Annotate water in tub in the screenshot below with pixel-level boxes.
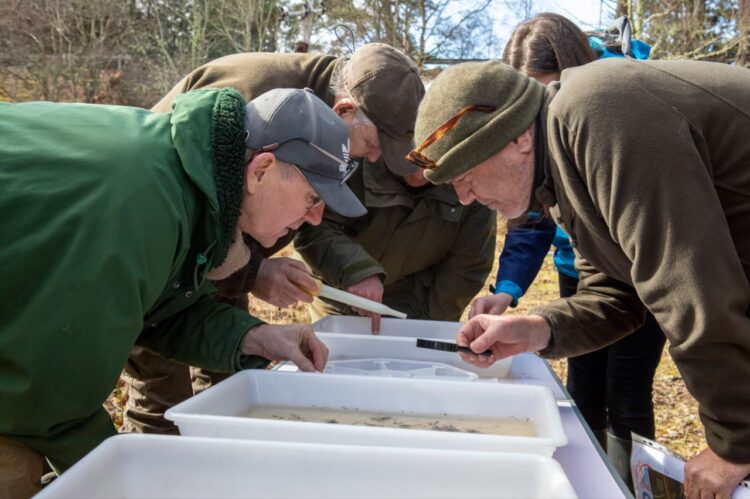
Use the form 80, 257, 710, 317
238, 406, 536, 436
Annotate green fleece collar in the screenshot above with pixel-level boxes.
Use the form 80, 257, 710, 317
170, 88, 246, 267
210, 88, 246, 266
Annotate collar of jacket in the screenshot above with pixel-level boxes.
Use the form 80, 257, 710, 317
532, 84, 558, 211
362, 159, 462, 210
169, 87, 246, 271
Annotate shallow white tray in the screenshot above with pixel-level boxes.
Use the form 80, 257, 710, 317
317, 332, 511, 378
166, 370, 567, 457
35, 434, 577, 499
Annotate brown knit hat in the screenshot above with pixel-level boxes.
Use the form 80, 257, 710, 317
411, 60, 545, 184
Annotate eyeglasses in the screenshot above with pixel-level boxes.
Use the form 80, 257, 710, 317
405, 104, 496, 170
289, 164, 325, 212
247, 135, 359, 186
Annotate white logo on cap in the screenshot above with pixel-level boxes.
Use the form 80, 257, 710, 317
339, 142, 350, 172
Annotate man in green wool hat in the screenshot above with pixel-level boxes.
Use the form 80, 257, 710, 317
0, 87, 364, 496
409, 59, 750, 498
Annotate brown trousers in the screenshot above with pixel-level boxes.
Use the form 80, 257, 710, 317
0, 437, 44, 499
120, 294, 246, 433
121, 347, 230, 434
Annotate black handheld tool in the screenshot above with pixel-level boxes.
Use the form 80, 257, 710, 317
415, 338, 492, 357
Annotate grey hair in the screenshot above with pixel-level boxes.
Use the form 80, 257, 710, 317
330, 57, 352, 98
243, 152, 297, 180
330, 57, 376, 129
352, 107, 375, 128
277, 159, 298, 180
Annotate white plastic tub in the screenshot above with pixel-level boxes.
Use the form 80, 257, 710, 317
314, 315, 462, 339
166, 370, 567, 456
36, 434, 577, 499
317, 332, 512, 378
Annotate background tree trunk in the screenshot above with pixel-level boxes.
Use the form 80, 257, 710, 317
738, 0, 750, 66
616, 0, 628, 18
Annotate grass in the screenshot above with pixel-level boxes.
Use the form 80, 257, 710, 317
107, 216, 706, 459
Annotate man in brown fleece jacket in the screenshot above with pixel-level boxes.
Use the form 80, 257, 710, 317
410, 59, 750, 498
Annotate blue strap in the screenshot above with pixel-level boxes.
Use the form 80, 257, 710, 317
588, 36, 651, 60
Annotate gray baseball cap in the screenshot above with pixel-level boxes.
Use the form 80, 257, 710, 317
244, 88, 367, 218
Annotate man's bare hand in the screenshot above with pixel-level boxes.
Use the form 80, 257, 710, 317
684, 448, 750, 499
469, 293, 514, 318
241, 323, 328, 372
347, 275, 384, 334
456, 314, 551, 368
250, 257, 318, 308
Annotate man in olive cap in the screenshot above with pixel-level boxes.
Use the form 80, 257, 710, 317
123, 43, 426, 434
410, 58, 750, 498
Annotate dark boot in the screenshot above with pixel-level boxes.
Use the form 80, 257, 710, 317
592, 428, 607, 450
607, 432, 634, 493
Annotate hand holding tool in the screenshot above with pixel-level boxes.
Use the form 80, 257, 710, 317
416, 338, 492, 357
298, 279, 408, 319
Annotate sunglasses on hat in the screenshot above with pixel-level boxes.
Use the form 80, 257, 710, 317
406, 104, 496, 170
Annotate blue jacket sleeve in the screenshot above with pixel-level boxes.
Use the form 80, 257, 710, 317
495, 213, 557, 306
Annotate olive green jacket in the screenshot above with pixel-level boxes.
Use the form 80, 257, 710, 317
152, 52, 339, 113
533, 58, 750, 462
152, 52, 340, 297
295, 160, 496, 320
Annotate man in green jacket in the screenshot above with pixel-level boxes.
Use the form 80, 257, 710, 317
409, 59, 750, 498
294, 157, 496, 328
123, 43, 426, 435
0, 86, 363, 496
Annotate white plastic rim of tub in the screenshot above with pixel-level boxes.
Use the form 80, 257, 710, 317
35, 434, 578, 499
